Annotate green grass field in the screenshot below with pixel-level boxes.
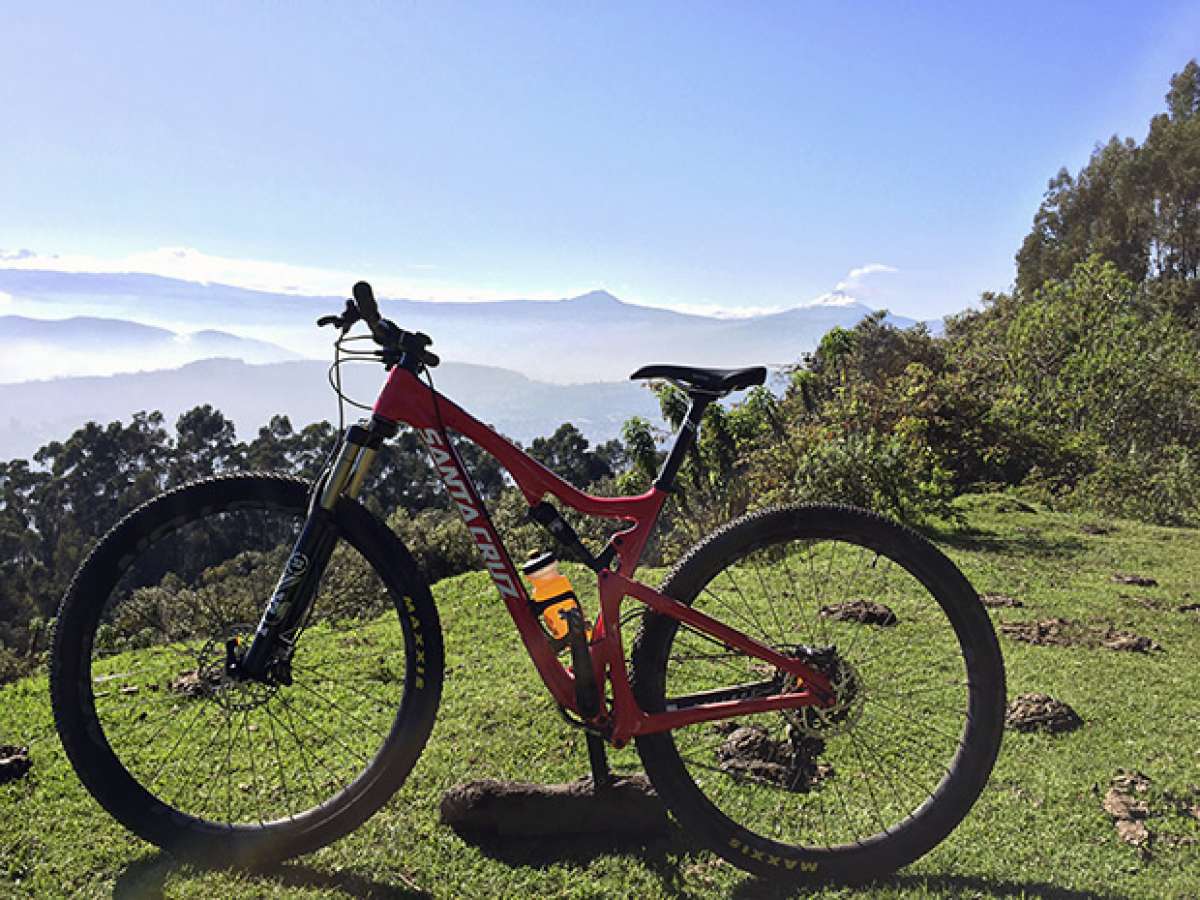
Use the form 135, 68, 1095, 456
2, 493, 1198, 899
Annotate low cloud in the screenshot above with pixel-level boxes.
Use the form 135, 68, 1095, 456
835, 263, 899, 294
0, 246, 558, 303
655, 301, 791, 319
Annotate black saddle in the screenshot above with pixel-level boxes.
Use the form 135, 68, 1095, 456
629, 364, 767, 395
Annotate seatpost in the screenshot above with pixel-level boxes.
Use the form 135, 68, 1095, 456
654, 393, 713, 492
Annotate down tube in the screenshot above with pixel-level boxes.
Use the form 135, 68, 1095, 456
415, 425, 578, 709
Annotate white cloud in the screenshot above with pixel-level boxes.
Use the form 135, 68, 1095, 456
0, 291, 12, 308
834, 262, 898, 294
801, 291, 862, 308
793, 263, 900, 311
652, 301, 791, 319
0, 246, 563, 303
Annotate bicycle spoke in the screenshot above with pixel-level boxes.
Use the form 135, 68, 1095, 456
654, 516, 988, 857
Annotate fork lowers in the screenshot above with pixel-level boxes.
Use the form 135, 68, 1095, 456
239, 419, 395, 682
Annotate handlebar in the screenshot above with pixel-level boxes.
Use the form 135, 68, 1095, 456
318, 281, 440, 372
352, 281, 381, 330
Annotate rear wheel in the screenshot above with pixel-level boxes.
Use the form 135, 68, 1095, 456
51, 474, 444, 867
632, 504, 1004, 882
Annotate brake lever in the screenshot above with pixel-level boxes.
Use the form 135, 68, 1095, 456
314, 300, 360, 336
316, 299, 362, 333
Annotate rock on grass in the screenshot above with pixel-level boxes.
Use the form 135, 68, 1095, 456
439, 774, 668, 837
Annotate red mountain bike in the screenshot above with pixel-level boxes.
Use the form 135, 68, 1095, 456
51, 282, 1005, 883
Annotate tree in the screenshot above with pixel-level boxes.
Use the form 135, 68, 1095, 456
1015, 60, 1200, 321
170, 405, 243, 484
528, 423, 614, 489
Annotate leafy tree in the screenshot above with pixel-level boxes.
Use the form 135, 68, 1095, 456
1016, 59, 1200, 321
170, 405, 243, 484
528, 423, 615, 489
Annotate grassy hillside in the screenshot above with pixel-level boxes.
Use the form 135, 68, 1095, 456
1, 494, 1198, 898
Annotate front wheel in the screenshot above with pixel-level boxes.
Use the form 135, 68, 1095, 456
51, 474, 444, 867
632, 504, 1005, 882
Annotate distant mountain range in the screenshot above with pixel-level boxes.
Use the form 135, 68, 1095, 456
0, 268, 939, 458
0, 269, 936, 383
0, 314, 298, 382
0, 357, 670, 461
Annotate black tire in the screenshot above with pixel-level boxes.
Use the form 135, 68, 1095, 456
632, 504, 1004, 883
51, 474, 444, 867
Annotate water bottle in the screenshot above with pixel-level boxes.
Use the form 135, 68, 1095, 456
522, 551, 589, 651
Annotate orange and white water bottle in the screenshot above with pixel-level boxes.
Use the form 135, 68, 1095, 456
522, 551, 590, 651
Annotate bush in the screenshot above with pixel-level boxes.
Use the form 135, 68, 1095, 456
748, 424, 959, 526
1070, 444, 1200, 526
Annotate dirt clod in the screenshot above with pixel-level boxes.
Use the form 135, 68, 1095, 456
1000, 618, 1161, 653
0, 745, 31, 784
1004, 693, 1082, 733
819, 599, 897, 626
1104, 771, 1155, 857
1119, 594, 1166, 611
1112, 573, 1158, 587
1116, 818, 1151, 849
1080, 523, 1115, 535
999, 618, 1082, 647
715, 725, 830, 791
170, 668, 222, 699
440, 774, 669, 837
1104, 788, 1149, 820
1100, 632, 1161, 653
980, 594, 1024, 608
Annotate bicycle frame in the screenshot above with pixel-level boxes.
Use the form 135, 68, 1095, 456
365, 367, 840, 745
354, 366, 836, 747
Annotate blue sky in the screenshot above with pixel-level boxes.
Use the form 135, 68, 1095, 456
2, 2, 1197, 318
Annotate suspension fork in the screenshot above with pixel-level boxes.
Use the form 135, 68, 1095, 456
237, 417, 396, 681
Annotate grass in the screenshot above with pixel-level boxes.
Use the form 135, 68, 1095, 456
2, 492, 1199, 898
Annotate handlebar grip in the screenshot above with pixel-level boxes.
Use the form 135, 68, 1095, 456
352, 281, 380, 326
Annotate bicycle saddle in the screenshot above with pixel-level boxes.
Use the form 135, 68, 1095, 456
629, 364, 767, 395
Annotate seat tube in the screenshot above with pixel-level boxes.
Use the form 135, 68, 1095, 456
654, 395, 712, 492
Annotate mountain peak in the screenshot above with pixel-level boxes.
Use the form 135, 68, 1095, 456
565, 290, 621, 305
799, 291, 866, 309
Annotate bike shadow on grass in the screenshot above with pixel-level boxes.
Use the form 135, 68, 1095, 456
111, 851, 431, 899
110, 845, 1131, 900
446, 819, 703, 897
459, 827, 1133, 900
730, 871, 1130, 900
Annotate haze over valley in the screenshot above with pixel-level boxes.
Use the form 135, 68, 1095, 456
0, 267, 928, 455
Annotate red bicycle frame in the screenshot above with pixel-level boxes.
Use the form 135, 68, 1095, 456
372, 367, 834, 747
